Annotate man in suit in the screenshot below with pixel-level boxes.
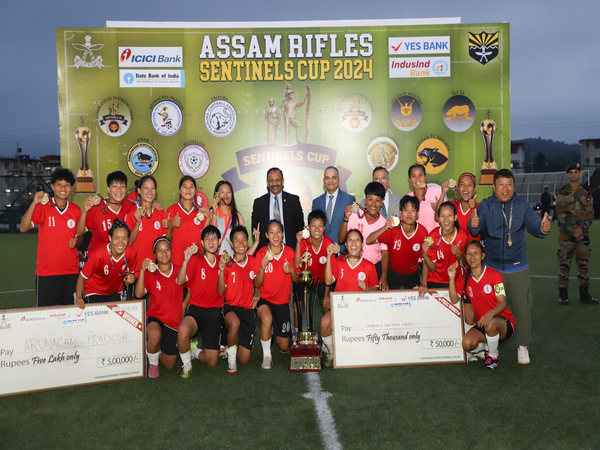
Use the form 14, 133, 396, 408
361, 166, 403, 219
312, 166, 356, 245
252, 167, 304, 250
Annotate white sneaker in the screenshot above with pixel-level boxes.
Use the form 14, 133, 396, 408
227, 358, 237, 374
517, 345, 530, 365
466, 352, 479, 363
261, 354, 273, 369
181, 363, 193, 379
323, 352, 333, 367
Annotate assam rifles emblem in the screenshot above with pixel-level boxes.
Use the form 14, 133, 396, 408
468, 31, 499, 65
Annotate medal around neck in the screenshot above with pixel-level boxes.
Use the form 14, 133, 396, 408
391, 215, 400, 227
302, 227, 310, 239
190, 243, 199, 254
266, 250, 274, 261
332, 242, 341, 255
40, 193, 49, 205
221, 251, 231, 263
424, 236, 434, 246
147, 262, 157, 273
92, 194, 102, 206
196, 211, 205, 221
351, 202, 360, 213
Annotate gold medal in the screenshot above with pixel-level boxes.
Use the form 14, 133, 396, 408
351, 203, 360, 213
138, 205, 147, 217
448, 178, 456, 188
196, 211, 205, 221
221, 251, 231, 263
147, 262, 157, 273
190, 243, 199, 254
332, 242, 340, 255
214, 192, 221, 202
424, 236, 434, 246
92, 194, 102, 206
40, 193, 49, 205
391, 215, 400, 227
266, 250, 274, 261
508, 235, 513, 247
302, 227, 310, 239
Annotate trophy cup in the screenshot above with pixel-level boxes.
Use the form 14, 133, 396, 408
479, 110, 497, 185
289, 248, 322, 372
75, 117, 96, 193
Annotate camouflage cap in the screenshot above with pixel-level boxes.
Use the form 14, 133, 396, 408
566, 162, 581, 172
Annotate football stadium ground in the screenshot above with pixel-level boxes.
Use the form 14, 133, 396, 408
1, 223, 598, 449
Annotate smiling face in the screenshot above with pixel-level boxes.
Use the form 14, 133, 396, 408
308, 218, 325, 242
493, 176, 514, 203
51, 179, 72, 201
346, 231, 364, 257
231, 231, 249, 257
438, 205, 457, 232
110, 227, 129, 257
266, 221, 283, 248
179, 179, 196, 201
217, 183, 233, 206
465, 243, 484, 269
364, 194, 383, 216
323, 167, 339, 194
202, 232, 220, 254
107, 181, 127, 203
373, 169, 390, 192
458, 176, 476, 202
137, 179, 156, 205
154, 240, 172, 266
409, 167, 426, 190
267, 169, 284, 196
400, 203, 418, 226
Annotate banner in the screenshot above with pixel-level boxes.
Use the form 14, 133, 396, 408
331, 290, 465, 368
0, 301, 145, 397
56, 20, 509, 220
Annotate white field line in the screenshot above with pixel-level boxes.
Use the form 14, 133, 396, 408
304, 372, 342, 450
531, 275, 600, 280
0, 289, 35, 295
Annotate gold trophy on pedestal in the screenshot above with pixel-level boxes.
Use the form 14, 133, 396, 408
75, 116, 96, 193
289, 248, 322, 372
479, 110, 497, 185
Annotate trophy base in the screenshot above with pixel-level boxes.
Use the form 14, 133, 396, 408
479, 169, 497, 186
289, 343, 322, 372
75, 177, 96, 193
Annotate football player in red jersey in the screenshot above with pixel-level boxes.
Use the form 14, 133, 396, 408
135, 237, 185, 379
448, 241, 515, 369
20, 168, 82, 306
448, 173, 480, 241
75, 220, 136, 308
321, 229, 378, 366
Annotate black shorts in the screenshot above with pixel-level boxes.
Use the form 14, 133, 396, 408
256, 298, 293, 338
387, 268, 421, 290
36, 274, 78, 307
222, 304, 256, 350
85, 293, 122, 304
473, 317, 514, 344
185, 305, 222, 350
428, 281, 450, 289
147, 317, 178, 355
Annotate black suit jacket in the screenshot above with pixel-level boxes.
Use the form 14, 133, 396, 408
251, 191, 304, 249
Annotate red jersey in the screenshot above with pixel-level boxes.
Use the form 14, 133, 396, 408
299, 236, 333, 284
126, 209, 168, 276
186, 254, 223, 309
167, 202, 206, 266
85, 201, 135, 254
458, 265, 515, 328
426, 227, 468, 285
81, 245, 137, 296
255, 246, 296, 305
451, 200, 480, 241
223, 255, 257, 309
378, 223, 429, 275
330, 257, 378, 292
126, 191, 140, 205
31, 200, 81, 276
144, 264, 184, 330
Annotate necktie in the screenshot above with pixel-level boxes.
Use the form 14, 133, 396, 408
273, 195, 281, 222
381, 202, 387, 219
326, 195, 334, 225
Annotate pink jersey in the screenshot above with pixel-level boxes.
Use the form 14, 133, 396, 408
426, 227, 468, 285
299, 236, 333, 284
31, 200, 81, 276
81, 245, 137, 296
223, 255, 256, 309
256, 246, 296, 305
85, 201, 135, 254
346, 212, 388, 264
407, 184, 445, 233
378, 223, 429, 275
186, 254, 223, 309
167, 203, 207, 266
451, 200, 480, 241
144, 264, 185, 330
126, 209, 168, 276
330, 257, 378, 291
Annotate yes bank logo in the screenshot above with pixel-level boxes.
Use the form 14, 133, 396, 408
389, 36, 450, 55
119, 47, 183, 67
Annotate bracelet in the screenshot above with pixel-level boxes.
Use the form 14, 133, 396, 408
343, 219, 348, 223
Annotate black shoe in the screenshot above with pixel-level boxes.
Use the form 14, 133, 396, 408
579, 286, 599, 305
559, 287, 569, 305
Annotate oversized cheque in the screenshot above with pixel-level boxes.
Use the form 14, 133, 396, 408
0, 301, 145, 396
331, 290, 465, 368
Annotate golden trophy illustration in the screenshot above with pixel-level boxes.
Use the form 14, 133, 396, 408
479, 110, 497, 185
75, 117, 96, 193
290, 248, 322, 372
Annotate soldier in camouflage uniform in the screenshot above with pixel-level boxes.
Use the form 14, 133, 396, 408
556, 162, 597, 305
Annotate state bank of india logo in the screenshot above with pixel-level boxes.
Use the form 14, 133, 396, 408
178, 144, 210, 179
205, 100, 236, 137
72, 35, 104, 69
151, 100, 183, 136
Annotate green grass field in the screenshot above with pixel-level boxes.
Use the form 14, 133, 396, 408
1, 223, 599, 449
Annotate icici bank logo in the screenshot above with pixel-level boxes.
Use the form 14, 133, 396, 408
120, 48, 132, 62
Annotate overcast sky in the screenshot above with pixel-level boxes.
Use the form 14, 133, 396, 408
1, 0, 597, 158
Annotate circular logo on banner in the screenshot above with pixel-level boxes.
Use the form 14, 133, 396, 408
443, 95, 476, 132
416, 138, 449, 175
205, 100, 237, 137
433, 60, 449, 75
358, 272, 366, 281
151, 100, 183, 136
95, 97, 133, 137
67, 219, 76, 229
178, 144, 210, 179
338, 93, 373, 132
127, 142, 160, 177
484, 284, 492, 294
391, 95, 422, 132
367, 137, 399, 171
319, 256, 327, 264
